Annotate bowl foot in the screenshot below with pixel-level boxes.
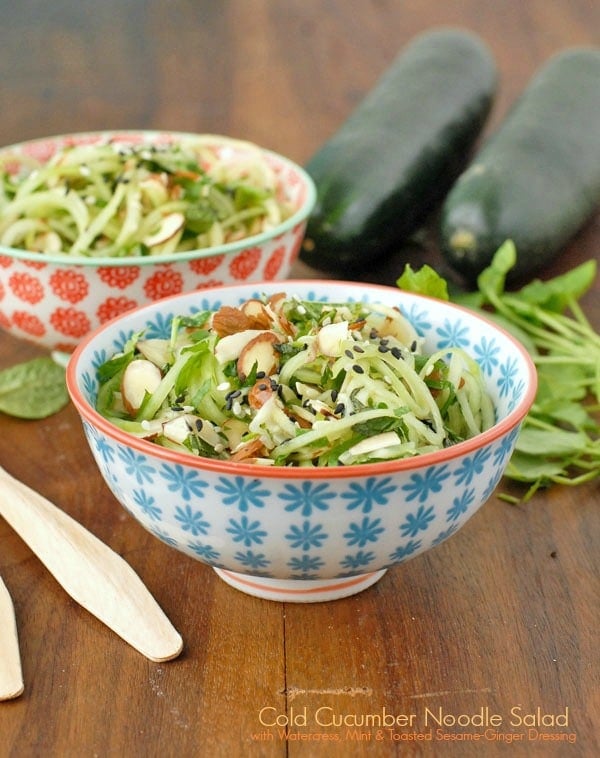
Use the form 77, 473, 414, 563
213, 568, 387, 602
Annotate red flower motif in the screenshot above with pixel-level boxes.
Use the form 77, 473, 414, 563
97, 296, 138, 323
0, 281, 4, 301
143, 268, 183, 300
0, 256, 13, 268
49, 269, 89, 303
9, 272, 44, 304
195, 279, 224, 290
229, 247, 262, 280
98, 265, 141, 289
12, 310, 46, 337
189, 254, 225, 276
22, 139, 58, 163
23, 259, 47, 270
263, 246, 285, 280
50, 307, 91, 338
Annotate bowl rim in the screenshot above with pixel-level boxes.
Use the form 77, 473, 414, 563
66, 279, 538, 480
0, 129, 317, 267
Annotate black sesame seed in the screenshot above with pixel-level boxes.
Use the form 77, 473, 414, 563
369, 328, 379, 339
410, 340, 417, 352
334, 402, 345, 415
255, 370, 266, 379
378, 344, 389, 353
195, 419, 204, 431
344, 349, 354, 359
354, 345, 365, 353
352, 364, 364, 374
331, 389, 338, 402
391, 347, 403, 360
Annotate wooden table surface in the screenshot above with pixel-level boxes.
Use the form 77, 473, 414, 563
0, 2, 598, 756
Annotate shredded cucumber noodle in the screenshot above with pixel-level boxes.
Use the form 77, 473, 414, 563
94, 294, 496, 467
0, 136, 293, 257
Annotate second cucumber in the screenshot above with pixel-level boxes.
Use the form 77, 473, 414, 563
300, 27, 498, 272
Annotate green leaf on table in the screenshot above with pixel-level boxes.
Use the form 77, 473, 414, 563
518, 260, 597, 312
0, 357, 69, 419
514, 426, 589, 458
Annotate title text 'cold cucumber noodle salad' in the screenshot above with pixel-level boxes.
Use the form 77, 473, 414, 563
0, 136, 293, 257
95, 294, 495, 467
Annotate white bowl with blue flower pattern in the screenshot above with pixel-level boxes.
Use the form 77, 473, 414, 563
66, 280, 536, 602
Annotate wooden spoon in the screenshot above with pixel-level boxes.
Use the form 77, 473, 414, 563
0, 465, 183, 663
0, 574, 24, 700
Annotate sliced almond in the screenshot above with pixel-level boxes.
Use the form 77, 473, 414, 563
237, 332, 280, 381
211, 305, 255, 337
248, 378, 276, 409
317, 321, 350, 357
143, 212, 185, 247
162, 415, 193, 445
121, 359, 163, 415
230, 438, 268, 462
240, 299, 273, 329
136, 338, 172, 367
215, 329, 275, 364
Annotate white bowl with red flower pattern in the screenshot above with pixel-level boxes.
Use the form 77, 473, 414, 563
0, 131, 316, 352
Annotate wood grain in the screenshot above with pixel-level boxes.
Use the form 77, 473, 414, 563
0, 1, 598, 755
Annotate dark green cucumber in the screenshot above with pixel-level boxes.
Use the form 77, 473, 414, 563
300, 27, 498, 272
441, 48, 600, 282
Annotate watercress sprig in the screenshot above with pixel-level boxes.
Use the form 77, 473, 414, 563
398, 240, 600, 502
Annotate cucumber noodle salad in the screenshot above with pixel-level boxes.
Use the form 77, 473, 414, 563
0, 136, 293, 257
95, 294, 496, 467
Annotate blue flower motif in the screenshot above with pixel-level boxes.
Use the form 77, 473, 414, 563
215, 476, 269, 511
144, 312, 175, 340
508, 379, 526, 413
133, 489, 162, 521
402, 304, 431, 336
279, 481, 335, 517
402, 465, 451, 502
454, 448, 492, 486
446, 488, 475, 522
436, 318, 470, 349
344, 517, 385, 547
188, 541, 220, 562
82, 371, 98, 400
174, 504, 210, 536
85, 423, 115, 464
400, 505, 435, 537
234, 550, 270, 570
160, 463, 209, 501
433, 523, 460, 545
91, 349, 111, 372
287, 554, 325, 577
473, 335, 501, 376
340, 477, 396, 513
226, 516, 267, 546
339, 550, 376, 570
389, 539, 422, 562
497, 356, 518, 398
482, 468, 503, 501
285, 520, 328, 550
493, 427, 520, 467
118, 447, 155, 485
149, 528, 178, 546
111, 330, 132, 354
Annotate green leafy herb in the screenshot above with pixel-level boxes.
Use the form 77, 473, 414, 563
0, 357, 69, 419
397, 240, 600, 501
